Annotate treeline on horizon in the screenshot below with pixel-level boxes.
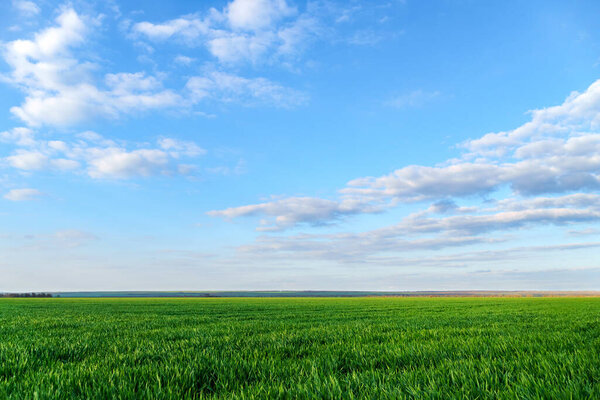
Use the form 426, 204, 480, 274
1, 292, 53, 298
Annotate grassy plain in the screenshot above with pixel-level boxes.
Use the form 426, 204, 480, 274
1, 297, 599, 399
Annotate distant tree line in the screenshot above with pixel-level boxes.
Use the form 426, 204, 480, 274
1, 292, 53, 298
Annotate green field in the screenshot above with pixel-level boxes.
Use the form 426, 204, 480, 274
1, 298, 599, 399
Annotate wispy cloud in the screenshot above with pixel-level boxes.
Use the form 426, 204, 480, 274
386, 90, 441, 108
208, 196, 382, 231
12, 0, 40, 16
186, 71, 308, 108
232, 196, 600, 262
3, 188, 42, 201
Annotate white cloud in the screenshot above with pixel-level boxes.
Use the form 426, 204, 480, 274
494, 193, 600, 212
3, 8, 88, 90
52, 229, 98, 247
206, 159, 246, 176
132, 0, 316, 65
158, 138, 206, 158
78, 136, 205, 179
463, 80, 600, 157
208, 196, 381, 231
133, 15, 210, 41
221, 191, 600, 263
186, 71, 307, 107
568, 228, 600, 236
130, 0, 390, 69
226, 0, 296, 31
3, 129, 206, 179
12, 0, 40, 16
10, 74, 181, 127
209, 78, 600, 232
345, 83, 600, 201
387, 90, 441, 108
398, 207, 600, 236
3, 188, 42, 201
207, 32, 275, 64
51, 158, 80, 170
233, 199, 600, 263
174, 55, 195, 65
13, 229, 100, 248
275, 13, 320, 56
1, 3, 394, 129
6, 150, 48, 170
105, 72, 162, 93
2, 7, 306, 127
87, 148, 169, 179
0, 127, 36, 146
2, 9, 182, 127
347, 30, 384, 46
12, 85, 106, 127
344, 163, 502, 202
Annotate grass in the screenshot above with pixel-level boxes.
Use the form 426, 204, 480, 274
1, 297, 599, 399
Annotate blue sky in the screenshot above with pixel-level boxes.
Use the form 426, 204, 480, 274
2, 0, 600, 291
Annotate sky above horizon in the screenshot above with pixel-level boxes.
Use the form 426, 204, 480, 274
1, 0, 600, 291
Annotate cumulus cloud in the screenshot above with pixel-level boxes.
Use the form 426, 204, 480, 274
86, 148, 169, 179
0, 127, 36, 146
0, 2, 396, 128
3, 188, 42, 201
2, 9, 182, 127
344, 163, 502, 202
353, 81, 600, 202
1, 6, 307, 126
132, 0, 318, 65
2, 129, 206, 179
131, 0, 392, 68
5, 150, 48, 170
83, 138, 204, 179
226, 0, 296, 31
209, 78, 600, 232
463, 80, 600, 157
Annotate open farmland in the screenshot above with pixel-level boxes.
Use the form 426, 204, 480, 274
1, 297, 599, 399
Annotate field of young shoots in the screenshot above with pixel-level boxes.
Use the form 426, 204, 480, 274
1, 297, 599, 399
